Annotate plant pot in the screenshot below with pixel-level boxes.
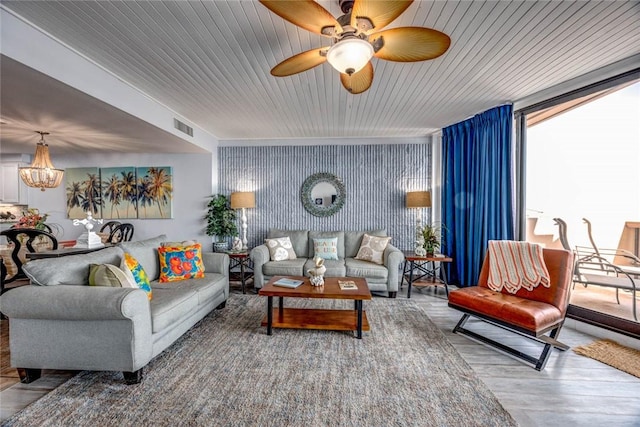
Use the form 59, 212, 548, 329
213, 242, 229, 252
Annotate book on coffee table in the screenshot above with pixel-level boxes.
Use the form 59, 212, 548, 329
273, 278, 304, 288
338, 280, 358, 290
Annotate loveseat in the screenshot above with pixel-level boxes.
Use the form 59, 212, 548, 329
0, 235, 229, 384
250, 229, 404, 297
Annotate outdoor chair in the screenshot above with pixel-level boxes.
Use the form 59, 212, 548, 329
573, 246, 638, 321
448, 245, 574, 370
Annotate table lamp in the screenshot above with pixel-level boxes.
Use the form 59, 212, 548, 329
230, 192, 256, 251
406, 191, 431, 256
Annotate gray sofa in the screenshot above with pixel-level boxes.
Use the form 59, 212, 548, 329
250, 229, 404, 297
0, 235, 229, 384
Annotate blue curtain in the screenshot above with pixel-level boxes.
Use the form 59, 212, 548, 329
442, 104, 515, 287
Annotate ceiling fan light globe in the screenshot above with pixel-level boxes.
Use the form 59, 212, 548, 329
326, 38, 373, 75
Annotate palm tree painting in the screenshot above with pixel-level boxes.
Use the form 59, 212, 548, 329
100, 167, 137, 219
65, 167, 103, 219
137, 166, 173, 219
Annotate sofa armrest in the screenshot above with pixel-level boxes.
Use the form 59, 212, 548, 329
250, 245, 270, 288
0, 285, 150, 321
0, 285, 154, 373
384, 244, 405, 292
203, 252, 230, 279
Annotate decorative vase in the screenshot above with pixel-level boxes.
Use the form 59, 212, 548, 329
214, 241, 228, 252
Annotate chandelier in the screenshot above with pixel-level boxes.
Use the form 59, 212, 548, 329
19, 131, 64, 191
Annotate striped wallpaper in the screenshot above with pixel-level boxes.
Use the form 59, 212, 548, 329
219, 142, 432, 252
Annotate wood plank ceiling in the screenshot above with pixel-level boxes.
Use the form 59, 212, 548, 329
1, 0, 639, 147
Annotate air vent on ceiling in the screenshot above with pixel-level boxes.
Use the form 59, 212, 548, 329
173, 118, 193, 137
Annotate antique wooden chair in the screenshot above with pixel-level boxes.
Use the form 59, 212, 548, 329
448, 246, 574, 370
0, 228, 58, 292
107, 223, 134, 243
99, 221, 121, 235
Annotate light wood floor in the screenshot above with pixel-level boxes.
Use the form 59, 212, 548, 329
2, 282, 640, 426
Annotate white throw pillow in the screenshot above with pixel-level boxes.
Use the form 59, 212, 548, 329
355, 234, 391, 265
265, 236, 297, 261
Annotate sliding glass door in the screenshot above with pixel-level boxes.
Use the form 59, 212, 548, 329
518, 72, 640, 337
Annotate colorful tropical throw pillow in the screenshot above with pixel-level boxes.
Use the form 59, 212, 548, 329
355, 234, 392, 265
158, 243, 205, 282
121, 252, 153, 300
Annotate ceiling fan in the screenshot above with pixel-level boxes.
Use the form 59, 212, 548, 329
259, 0, 451, 94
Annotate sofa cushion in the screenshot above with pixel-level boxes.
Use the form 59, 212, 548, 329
312, 237, 339, 260
122, 253, 153, 300
262, 259, 306, 277
119, 234, 167, 281
152, 272, 227, 307
88, 264, 137, 288
304, 258, 345, 277
309, 231, 345, 259
23, 246, 125, 286
344, 230, 386, 258
149, 286, 199, 333
265, 236, 297, 261
345, 258, 389, 280
268, 229, 309, 258
158, 243, 205, 282
355, 234, 392, 265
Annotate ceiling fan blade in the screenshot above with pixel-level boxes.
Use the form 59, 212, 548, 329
340, 61, 374, 94
372, 27, 451, 62
260, 0, 339, 36
351, 0, 413, 32
271, 48, 328, 77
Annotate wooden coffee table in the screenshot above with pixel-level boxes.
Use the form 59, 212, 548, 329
258, 276, 372, 339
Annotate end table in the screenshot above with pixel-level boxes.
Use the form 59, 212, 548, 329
227, 251, 254, 294
401, 251, 453, 298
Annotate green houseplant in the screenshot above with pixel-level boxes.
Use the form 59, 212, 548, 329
205, 194, 238, 252
421, 223, 446, 256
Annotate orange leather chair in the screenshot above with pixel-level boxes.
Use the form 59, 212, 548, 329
448, 247, 574, 370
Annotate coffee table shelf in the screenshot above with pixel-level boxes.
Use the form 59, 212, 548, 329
258, 276, 372, 339
261, 307, 370, 332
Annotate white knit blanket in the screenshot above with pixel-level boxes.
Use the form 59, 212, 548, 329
486, 240, 550, 294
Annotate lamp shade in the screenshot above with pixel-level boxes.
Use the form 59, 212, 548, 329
230, 192, 255, 209
406, 191, 431, 208
326, 38, 374, 75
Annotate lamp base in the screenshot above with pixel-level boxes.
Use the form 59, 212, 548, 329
74, 231, 105, 249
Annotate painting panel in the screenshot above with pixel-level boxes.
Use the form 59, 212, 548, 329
100, 167, 138, 219
137, 166, 173, 219
65, 167, 102, 219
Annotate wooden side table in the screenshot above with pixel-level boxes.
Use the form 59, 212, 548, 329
227, 251, 254, 294
401, 251, 453, 298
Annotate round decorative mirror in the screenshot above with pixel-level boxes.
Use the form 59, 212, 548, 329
301, 173, 346, 217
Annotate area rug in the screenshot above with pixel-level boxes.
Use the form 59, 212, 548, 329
574, 339, 640, 378
2, 295, 517, 427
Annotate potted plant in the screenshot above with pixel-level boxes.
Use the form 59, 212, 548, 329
205, 194, 238, 252
421, 223, 446, 256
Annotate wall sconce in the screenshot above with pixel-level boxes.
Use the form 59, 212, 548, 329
19, 131, 64, 191
230, 191, 256, 250
406, 191, 431, 255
